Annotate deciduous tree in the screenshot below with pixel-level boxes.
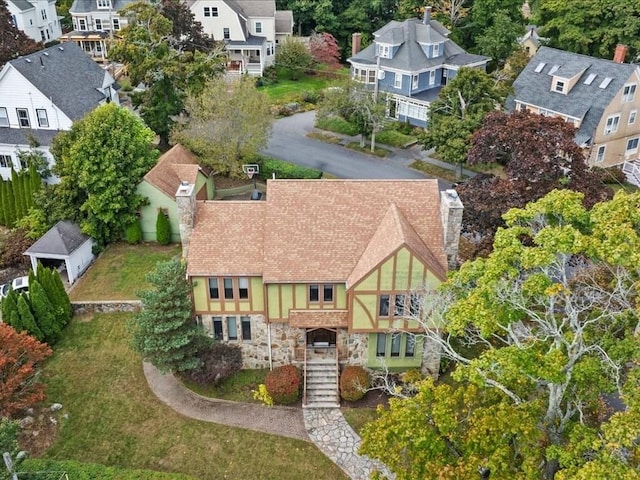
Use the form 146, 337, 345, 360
50, 103, 158, 249
132, 257, 203, 373
172, 77, 272, 177
403, 190, 640, 479
0, 0, 40, 67
309, 32, 341, 70
476, 9, 525, 66
0, 323, 52, 418
275, 37, 313, 80
420, 68, 502, 179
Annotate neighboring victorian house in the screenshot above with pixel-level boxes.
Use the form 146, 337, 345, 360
6, 0, 62, 44
137, 144, 213, 243
187, 0, 293, 76
59, 0, 133, 62
177, 179, 463, 407
347, 7, 489, 127
0, 42, 119, 181
506, 45, 640, 169
517, 25, 547, 57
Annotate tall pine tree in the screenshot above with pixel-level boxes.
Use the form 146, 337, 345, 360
51, 268, 72, 324
16, 295, 43, 342
29, 279, 60, 345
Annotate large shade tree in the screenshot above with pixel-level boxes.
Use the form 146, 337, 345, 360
362, 189, 640, 479
172, 77, 272, 177
50, 103, 158, 249
0, 0, 40, 67
109, 0, 226, 145
458, 110, 613, 258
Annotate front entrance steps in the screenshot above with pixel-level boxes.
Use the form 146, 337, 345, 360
304, 358, 340, 408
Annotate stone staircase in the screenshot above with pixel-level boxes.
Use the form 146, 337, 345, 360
304, 358, 340, 408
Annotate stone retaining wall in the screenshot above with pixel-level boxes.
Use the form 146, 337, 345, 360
72, 301, 142, 315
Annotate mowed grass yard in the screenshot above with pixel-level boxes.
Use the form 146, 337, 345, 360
69, 243, 181, 301
43, 313, 346, 480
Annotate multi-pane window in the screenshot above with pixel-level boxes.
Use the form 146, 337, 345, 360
405, 335, 415, 357
227, 317, 238, 340
394, 73, 402, 89
376, 334, 386, 356
323, 285, 333, 302
554, 80, 565, 93
394, 294, 406, 316
412, 74, 419, 90
623, 84, 637, 102
379, 294, 390, 317
0, 155, 12, 168
409, 293, 420, 317
375, 333, 417, 359
211, 7, 218, 16
0, 108, 8, 127
630, 110, 637, 125
377, 44, 390, 58
595, 145, 606, 163
433, 43, 440, 57
40, 31, 46, 42
390, 334, 401, 357
241, 316, 251, 341
112, 18, 120, 30
604, 114, 620, 134
238, 277, 249, 299
309, 284, 319, 302
255, 21, 262, 33
309, 284, 334, 304
96, 0, 111, 8
429, 70, 436, 86
213, 316, 223, 340
95, 18, 102, 30
36, 109, 48, 127
16, 109, 30, 127
41, 9, 47, 19
208, 278, 219, 299
223, 28, 230, 39
626, 138, 639, 155
223, 278, 233, 299
78, 18, 87, 30
379, 293, 417, 317
203, 6, 211, 16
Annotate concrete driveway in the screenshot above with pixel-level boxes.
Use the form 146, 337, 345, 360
263, 110, 428, 179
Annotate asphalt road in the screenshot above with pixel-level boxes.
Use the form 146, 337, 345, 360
263, 110, 428, 179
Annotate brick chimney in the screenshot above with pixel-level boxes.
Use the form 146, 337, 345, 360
423, 5, 432, 24
175, 181, 196, 259
351, 33, 362, 57
440, 189, 463, 270
613, 44, 628, 63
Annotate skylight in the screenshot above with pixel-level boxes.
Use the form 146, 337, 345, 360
548, 65, 560, 75
599, 77, 613, 89
534, 62, 546, 73
584, 73, 597, 85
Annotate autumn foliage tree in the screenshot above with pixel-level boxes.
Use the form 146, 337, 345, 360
309, 32, 341, 70
0, 323, 53, 418
458, 110, 613, 258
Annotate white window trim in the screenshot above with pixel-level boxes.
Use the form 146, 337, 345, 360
0, 154, 12, 168
0, 107, 8, 127
604, 114, 620, 135
623, 83, 637, 102
255, 21, 262, 33
429, 70, 436, 86
394, 72, 402, 89
433, 43, 439, 57
412, 74, 418, 90
626, 137, 639, 155
554, 79, 565, 93
16, 108, 30, 128
36, 109, 48, 128
96, 0, 111, 9
78, 18, 87, 31
629, 110, 637, 125
595, 145, 606, 163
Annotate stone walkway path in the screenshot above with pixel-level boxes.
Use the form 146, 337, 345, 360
143, 362, 395, 479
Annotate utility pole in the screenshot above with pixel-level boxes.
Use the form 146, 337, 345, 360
371, 53, 381, 153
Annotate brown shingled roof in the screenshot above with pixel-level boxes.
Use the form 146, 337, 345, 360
186, 179, 448, 283
143, 144, 205, 198
187, 201, 265, 276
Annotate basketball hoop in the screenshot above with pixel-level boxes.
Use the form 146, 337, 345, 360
246, 168, 255, 180
242, 164, 260, 180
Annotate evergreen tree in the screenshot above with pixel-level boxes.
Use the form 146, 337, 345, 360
4, 177, 15, 226
1, 290, 24, 334
29, 279, 60, 345
16, 294, 43, 342
29, 162, 42, 196
0, 180, 6, 225
23, 171, 33, 210
132, 257, 202, 373
52, 268, 72, 324
156, 210, 171, 245
11, 168, 25, 220
37, 265, 62, 320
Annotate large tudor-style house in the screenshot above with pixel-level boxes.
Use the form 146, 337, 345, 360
187, 0, 293, 76
59, 0, 134, 62
507, 45, 640, 171
0, 42, 119, 182
347, 7, 489, 127
176, 179, 462, 406
6, 0, 62, 44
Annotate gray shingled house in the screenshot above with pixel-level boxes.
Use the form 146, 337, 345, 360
24, 221, 96, 285
506, 45, 640, 172
347, 7, 489, 127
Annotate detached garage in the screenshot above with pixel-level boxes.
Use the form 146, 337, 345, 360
24, 221, 96, 285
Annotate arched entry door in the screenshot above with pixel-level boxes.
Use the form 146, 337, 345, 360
307, 328, 337, 347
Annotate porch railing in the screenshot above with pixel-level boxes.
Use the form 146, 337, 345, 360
623, 160, 640, 187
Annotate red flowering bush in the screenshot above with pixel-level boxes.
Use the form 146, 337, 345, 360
340, 366, 369, 402
265, 365, 300, 405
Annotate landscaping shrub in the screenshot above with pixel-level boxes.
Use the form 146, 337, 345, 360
340, 365, 370, 402
187, 339, 243, 386
300, 90, 321, 104
124, 219, 142, 244
260, 157, 323, 180
156, 210, 171, 245
265, 364, 300, 404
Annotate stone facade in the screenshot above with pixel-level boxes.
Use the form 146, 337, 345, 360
421, 334, 442, 378
440, 189, 464, 269
71, 301, 142, 315
175, 182, 196, 259
342, 332, 368, 366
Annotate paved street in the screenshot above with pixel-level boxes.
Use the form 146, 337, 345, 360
263, 110, 428, 179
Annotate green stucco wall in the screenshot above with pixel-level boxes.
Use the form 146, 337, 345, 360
191, 276, 264, 313
366, 334, 424, 370
137, 182, 181, 243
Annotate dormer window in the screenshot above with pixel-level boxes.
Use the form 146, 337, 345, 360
433, 43, 440, 57
96, 0, 111, 9
623, 83, 637, 102
554, 79, 566, 93
377, 44, 391, 59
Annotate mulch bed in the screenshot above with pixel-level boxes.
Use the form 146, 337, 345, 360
341, 390, 391, 409
213, 175, 255, 189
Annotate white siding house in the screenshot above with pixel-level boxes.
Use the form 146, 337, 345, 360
6, 0, 62, 43
0, 42, 119, 181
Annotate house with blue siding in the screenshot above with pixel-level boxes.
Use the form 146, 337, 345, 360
348, 7, 489, 127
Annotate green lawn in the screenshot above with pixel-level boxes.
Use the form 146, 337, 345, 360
69, 243, 181, 301
409, 160, 470, 182
342, 408, 379, 436
182, 368, 269, 403
41, 313, 346, 480
259, 72, 333, 103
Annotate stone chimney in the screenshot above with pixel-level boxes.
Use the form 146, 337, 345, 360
175, 181, 196, 259
351, 33, 362, 57
423, 5, 432, 24
440, 189, 463, 270
613, 44, 628, 63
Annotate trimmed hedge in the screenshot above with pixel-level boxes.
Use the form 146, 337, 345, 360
20, 459, 196, 479
260, 157, 323, 180
124, 219, 142, 244
265, 364, 300, 404
340, 365, 370, 402
156, 210, 171, 245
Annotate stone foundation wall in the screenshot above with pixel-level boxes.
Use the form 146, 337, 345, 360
242, 319, 306, 369
72, 301, 142, 315
342, 332, 368, 366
